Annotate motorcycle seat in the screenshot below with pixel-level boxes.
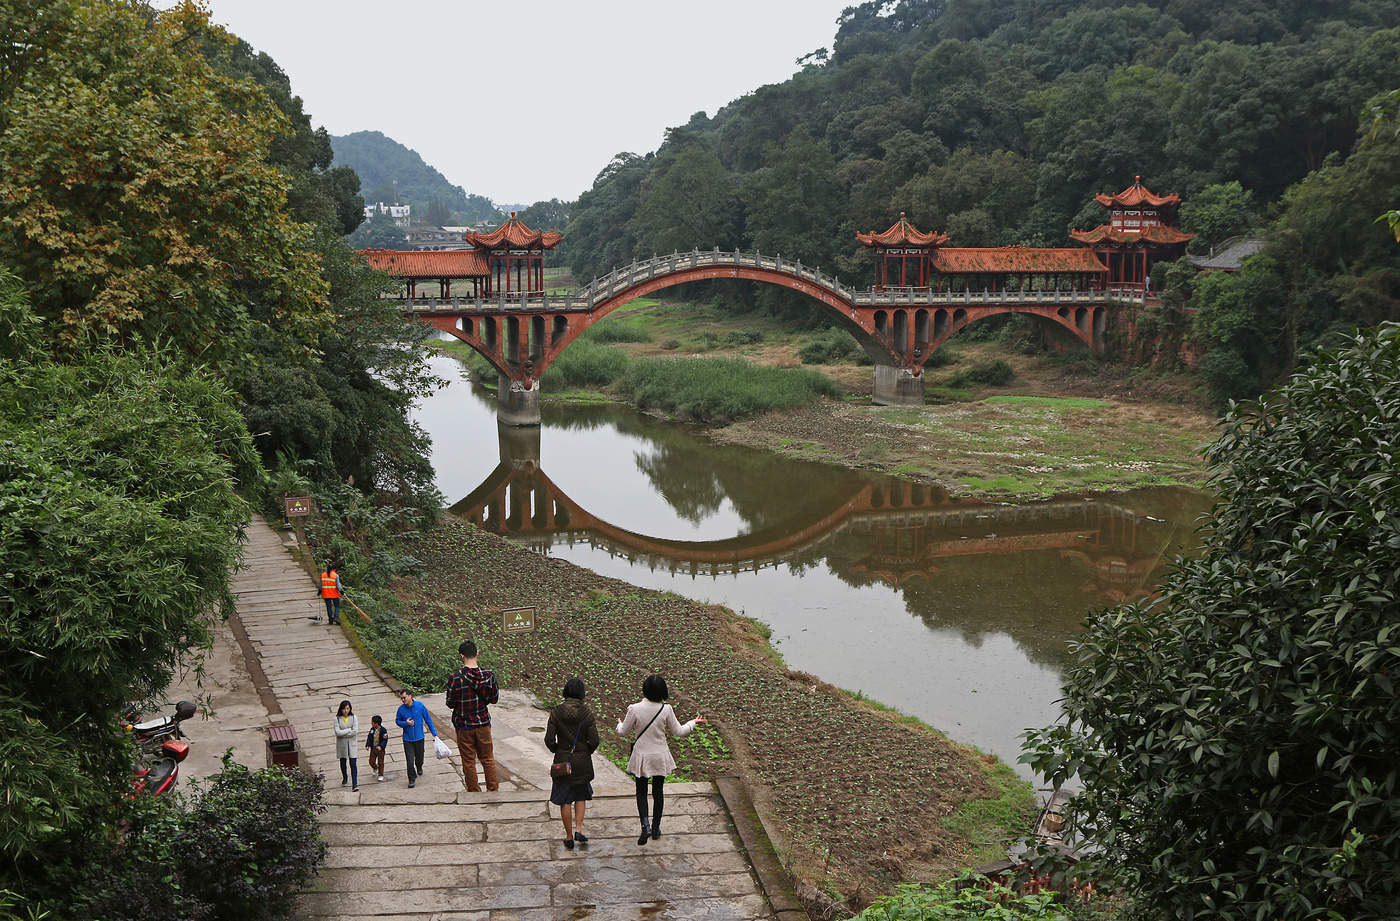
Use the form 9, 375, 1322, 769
133, 716, 173, 733
146, 758, 176, 785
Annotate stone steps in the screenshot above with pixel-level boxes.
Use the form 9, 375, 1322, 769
233, 515, 774, 920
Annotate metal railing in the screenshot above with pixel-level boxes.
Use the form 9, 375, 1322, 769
401, 249, 1145, 313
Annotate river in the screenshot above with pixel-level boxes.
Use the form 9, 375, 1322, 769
413, 353, 1211, 778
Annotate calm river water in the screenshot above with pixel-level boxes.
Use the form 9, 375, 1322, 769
413, 353, 1212, 778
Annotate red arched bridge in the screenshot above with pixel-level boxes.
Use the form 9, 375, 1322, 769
404, 249, 1146, 424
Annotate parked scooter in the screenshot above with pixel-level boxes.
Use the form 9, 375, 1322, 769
129, 739, 190, 797
121, 700, 196, 747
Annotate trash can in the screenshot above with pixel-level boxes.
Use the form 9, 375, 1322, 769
267, 723, 300, 768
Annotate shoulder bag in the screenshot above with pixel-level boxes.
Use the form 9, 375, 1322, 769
628, 704, 667, 755
549, 721, 583, 780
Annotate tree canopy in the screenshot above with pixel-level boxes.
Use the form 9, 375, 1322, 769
1026, 322, 1400, 920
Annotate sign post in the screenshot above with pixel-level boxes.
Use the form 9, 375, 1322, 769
283, 496, 313, 570
501, 606, 536, 634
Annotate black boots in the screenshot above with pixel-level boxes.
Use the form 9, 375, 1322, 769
637, 822, 650, 846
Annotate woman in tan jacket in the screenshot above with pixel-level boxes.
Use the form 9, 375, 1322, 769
616, 674, 705, 846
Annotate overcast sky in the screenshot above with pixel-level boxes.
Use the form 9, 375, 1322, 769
201, 0, 855, 206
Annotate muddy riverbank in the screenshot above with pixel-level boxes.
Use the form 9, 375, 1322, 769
391, 518, 1034, 913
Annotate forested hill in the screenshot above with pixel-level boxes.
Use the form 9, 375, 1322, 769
332, 129, 501, 223
566, 0, 1400, 281
564, 0, 1400, 407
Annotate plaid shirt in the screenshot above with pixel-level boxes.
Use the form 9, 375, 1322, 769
445, 665, 498, 729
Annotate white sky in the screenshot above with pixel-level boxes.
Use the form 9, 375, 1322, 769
201, 0, 855, 206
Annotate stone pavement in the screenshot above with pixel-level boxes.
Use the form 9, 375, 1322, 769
230, 515, 777, 921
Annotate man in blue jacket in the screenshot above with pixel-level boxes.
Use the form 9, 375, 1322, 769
394, 688, 438, 788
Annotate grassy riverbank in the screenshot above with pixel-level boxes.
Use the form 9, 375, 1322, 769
388, 517, 1035, 912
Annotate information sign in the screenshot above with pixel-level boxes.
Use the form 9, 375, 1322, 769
501, 606, 536, 634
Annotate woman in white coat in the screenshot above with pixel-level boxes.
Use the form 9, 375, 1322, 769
616, 674, 705, 846
333, 699, 359, 791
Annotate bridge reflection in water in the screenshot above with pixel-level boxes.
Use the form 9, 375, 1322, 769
424, 377, 1209, 778
452, 425, 1184, 616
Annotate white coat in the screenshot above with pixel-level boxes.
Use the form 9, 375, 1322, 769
616, 700, 696, 778
333, 713, 358, 759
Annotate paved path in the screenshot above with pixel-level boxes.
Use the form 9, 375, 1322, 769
231, 515, 776, 921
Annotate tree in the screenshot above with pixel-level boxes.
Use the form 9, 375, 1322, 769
1179, 180, 1257, 252
1026, 323, 1400, 920
0, 269, 254, 893
634, 140, 741, 255
0, 1, 328, 370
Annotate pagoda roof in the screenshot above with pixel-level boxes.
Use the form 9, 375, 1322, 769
1094, 176, 1181, 209
856, 213, 949, 248
360, 249, 489, 278
1069, 225, 1193, 245
465, 212, 563, 250
932, 247, 1108, 274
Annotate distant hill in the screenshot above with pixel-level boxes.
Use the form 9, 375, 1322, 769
331, 130, 501, 224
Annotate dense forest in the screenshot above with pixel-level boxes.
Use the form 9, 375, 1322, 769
333, 129, 501, 225
563, 0, 1400, 404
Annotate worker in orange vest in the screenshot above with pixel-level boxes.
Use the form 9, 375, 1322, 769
320, 563, 342, 625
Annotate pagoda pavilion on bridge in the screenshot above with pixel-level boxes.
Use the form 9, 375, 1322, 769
361, 212, 562, 298
1069, 176, 1193, 290
857, 177, 1191, 294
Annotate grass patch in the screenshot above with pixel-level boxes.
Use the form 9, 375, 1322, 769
939, 759, 1038, 867
984, 394, 1109, 410
540, 339, 629, 389
583, 317, 654, 344
622, 357, 840, 424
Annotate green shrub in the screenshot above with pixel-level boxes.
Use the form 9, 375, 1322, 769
848, 875, 1066, 920
798, 329, 868, 365
621, 357, 839, 423
947, 359, 1014, 388
661, 338, 682, 350
69, 757, 327, 921
721, 329, 763, 345
1026, 324, 1400, 920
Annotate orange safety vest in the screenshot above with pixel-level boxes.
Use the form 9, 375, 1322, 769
320, 571, 340, 599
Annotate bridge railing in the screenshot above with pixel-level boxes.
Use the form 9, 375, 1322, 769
401, 249, 1146, 313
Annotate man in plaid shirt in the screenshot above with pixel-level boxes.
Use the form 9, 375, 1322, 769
445, 639, 500, 792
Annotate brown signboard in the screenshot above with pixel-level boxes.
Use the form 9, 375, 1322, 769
284, 496, 313, 518
501, 606, 536, 634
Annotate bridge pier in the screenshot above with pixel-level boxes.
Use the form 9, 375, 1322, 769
872, 365, 925, 406
497, 373, 541, 427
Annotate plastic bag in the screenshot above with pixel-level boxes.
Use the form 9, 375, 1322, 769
433, 737, 450, 760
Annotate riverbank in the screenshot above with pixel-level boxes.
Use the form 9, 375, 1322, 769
390, 517, 1036, 914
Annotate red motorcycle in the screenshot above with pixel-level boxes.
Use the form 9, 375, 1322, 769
130, 739, 190, 797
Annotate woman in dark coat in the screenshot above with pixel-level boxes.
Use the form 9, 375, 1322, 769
544, 677, 600, 850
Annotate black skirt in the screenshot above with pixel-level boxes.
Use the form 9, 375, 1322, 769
550, 779, 594, 806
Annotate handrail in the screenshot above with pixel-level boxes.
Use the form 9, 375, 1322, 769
400, 249, 1140, 312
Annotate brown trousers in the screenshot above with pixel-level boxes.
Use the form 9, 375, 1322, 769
455, 725, 499, 792
368, 747, 385, 776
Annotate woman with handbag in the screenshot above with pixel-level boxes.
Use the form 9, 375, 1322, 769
617, 674, 706, 846
543, 677, 599, 850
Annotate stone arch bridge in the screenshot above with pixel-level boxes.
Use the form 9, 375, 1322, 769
405, 250, 1144, 425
